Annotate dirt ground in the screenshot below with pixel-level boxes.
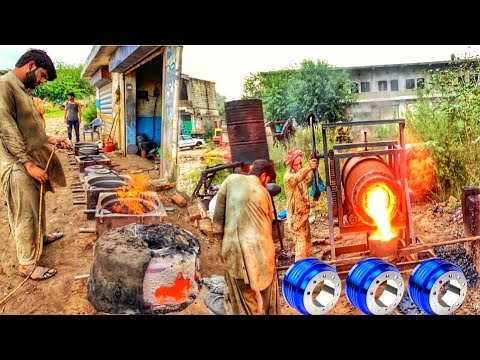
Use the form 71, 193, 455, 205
1, 116, 480, 315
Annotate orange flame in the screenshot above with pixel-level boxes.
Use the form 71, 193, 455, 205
365, 187, 397, 241
154, 272, 192, 305
109, 174, 156, 214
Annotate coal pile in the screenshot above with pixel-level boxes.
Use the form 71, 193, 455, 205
139, 224, 200, 254
434, 244, 478, 288
276, 250, 294, 267
398, 292, 426, 315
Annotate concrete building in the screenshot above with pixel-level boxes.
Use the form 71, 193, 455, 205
342, 61, 449, 121
178, 74, 220, 137
81, 45, 183, 181
81, 46, 220, 181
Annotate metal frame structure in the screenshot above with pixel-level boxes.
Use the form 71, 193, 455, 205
276, 119, 480, 278
321, 119, 419, 271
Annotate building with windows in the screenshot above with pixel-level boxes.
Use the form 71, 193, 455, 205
342, 61, 449, 121
178, 74, 220, 137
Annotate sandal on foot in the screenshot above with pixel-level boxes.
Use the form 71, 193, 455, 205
43, 232, 64, 245
19, 265, 57, 280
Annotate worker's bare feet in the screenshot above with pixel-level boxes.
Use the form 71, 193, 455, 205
19, 264, 57, 280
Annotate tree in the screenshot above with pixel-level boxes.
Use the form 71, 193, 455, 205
407, 54, 480, 198
243, 68, 296, 122
242, 60, 357, 125
216, 92, 226, 116
290, 60, 357, 124
33, 62, 95, 102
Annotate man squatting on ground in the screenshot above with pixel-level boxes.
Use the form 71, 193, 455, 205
212, 159, 282, 315
283, 148, 318, 261
0, 49, 71, 280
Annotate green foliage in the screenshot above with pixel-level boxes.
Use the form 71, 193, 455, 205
216, 92, 226, 116
290, 60, 358, 124
184, 169, 202, 185
370, 123, 398, 142
243, 69, 296, 121
242, 60, 358, 125
33, 62, 95, 103
407, 54, 480, 199
82, 101, 98, 124
44, 106, 64, 118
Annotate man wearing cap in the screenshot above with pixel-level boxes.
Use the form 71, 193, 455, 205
283, 148, 318, 261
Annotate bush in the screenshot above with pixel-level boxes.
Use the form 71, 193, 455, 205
82, 102, 97, 125
407, 55, 480, 199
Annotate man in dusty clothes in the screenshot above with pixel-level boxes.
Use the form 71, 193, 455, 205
0, 49, 71, 280
283, 148, 318, 261
212, 159, 281, 315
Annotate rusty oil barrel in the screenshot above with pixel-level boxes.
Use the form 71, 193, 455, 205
225, 99, 270, 164
341, 156, 401, 226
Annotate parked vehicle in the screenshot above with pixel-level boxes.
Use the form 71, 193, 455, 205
212, 128, 223, 143
265, 118, 296, 144
179, 134, 205, 149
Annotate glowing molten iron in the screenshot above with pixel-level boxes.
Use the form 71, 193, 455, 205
110, 174, 156, 214
365, 187, 397, 241
154, 272, 192, 305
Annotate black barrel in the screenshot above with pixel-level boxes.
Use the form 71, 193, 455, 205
225, 99, 269, 164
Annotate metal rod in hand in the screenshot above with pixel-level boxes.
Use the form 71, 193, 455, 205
308, 114, 321, 201
271, 196, 284, 250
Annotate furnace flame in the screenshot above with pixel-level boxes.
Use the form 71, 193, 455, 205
365, 187, 397, 241
110, 174, 156, 214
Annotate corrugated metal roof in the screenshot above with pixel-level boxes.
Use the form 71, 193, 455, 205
80, 46, 119, 79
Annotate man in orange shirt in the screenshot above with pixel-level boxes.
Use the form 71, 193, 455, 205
27, 88, 46, 128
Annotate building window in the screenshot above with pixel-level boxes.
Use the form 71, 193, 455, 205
417, 78, 425, 89
390, 80, 399, 91
378, 81, 388, 91
361, 82, 370, 93
406, 79, 415, 89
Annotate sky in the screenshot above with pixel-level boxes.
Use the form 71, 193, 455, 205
2, 45, 480, 100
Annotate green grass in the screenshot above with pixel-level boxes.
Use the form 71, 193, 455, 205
185, 167, 232, 188
44, 107, 64, 118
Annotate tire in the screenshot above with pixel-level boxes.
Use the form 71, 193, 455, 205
196, 142, 202, 147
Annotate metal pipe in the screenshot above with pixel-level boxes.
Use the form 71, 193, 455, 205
74, 274, 90, 280
271, 197, 284, 250
398, 234, 480, 257
276, 234, 480, 272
